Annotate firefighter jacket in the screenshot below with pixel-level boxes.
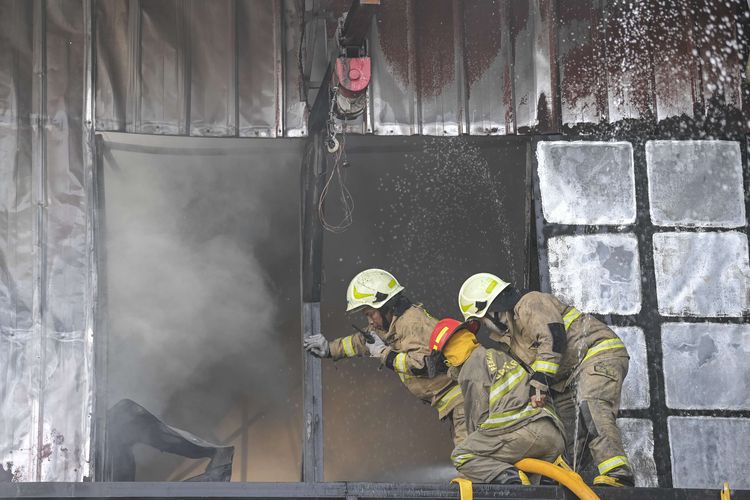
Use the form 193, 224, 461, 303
498, 291, 629, 392
455, 345, 564, 436
329, 305, 463, 419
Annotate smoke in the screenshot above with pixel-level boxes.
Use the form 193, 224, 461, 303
102, 135, 303, 479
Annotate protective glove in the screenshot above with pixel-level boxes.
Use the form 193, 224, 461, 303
365, 333, 386, 358
303, 334, 330, 358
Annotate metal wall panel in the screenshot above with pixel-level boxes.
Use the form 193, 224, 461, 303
694, 0, 745, 113
557, 0, 607, 125
188, 0, 236, 136
603, 0, 656, 121
511, 0, 558, 132
237, 0, 282, 137
413, 0, 461, 136
90, 0, 747, 136
370, 0, 418, 135
39, 0, 93, 481
283, 0, 307, 137
650, 2, 698, 121
464, 0, 513, 135
140, 0, 189, 134
1, 0, 94, 482
0, 0, 35, 483
94, 0, 129, 131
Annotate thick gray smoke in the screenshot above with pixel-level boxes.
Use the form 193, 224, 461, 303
102, 135, 303, 480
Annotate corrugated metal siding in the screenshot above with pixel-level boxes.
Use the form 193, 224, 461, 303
92, 0, 749, 137
1, 0, 95, 482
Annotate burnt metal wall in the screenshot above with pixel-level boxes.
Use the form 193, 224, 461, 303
92, 0, 749, 137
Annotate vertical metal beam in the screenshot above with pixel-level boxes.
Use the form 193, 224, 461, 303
91, 134, 110, 481
83, 0, 98, 481
300, 128, 326, 482
30, 0, 47, 482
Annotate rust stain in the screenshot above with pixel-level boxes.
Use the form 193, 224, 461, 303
503, 61, 513, 130
536, 92, 550, 130
463, 0, 503, 90
561, 42, 600, 111
510, 0, 530, 42
377, 0, 458, 97
52, 430, 65, 446
39, 443, 53, 460
559, 0, 595, 21
376, 0, 410, 85
414, 0, 455, 97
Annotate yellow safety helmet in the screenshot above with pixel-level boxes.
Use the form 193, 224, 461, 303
458, 273, 510, 320
346, 268, 405, 313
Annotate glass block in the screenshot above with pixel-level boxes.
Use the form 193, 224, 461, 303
646, 140, 745, 227
653, 232, 750, 317
537, 141, 635, 225
612, 327, 649, 409
662, 323, 750, 410
669, 417, 750, 489
617, 418, 658, 487
548, 234, 641, 315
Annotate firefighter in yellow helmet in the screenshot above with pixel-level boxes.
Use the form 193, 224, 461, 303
303, 268, 468, 446
426, 318, 565, 484
457, 273, 633, 487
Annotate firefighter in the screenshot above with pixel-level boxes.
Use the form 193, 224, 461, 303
457, 273, 634, 487
303, 268, 468, 446
427, 317, 565, 484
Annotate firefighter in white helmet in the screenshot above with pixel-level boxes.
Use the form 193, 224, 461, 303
457, 273, 633, 487
427, 317, 566, 484
303, 268, 468, 446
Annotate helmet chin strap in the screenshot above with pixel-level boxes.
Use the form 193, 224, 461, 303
482, 312, 508, 335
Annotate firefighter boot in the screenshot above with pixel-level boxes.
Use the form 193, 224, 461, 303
593, 466, 634, 487
493, 467, 523, 485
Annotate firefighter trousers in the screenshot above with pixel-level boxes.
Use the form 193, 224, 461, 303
451, 417, 565, 483
449, 404, 468, 447
554, 356, 633, 479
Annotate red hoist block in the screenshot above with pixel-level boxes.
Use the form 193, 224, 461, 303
335, 57, 371, 98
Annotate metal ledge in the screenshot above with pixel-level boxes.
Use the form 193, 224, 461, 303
0, 482, 748, 500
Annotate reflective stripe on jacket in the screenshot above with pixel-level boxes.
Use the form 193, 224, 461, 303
458, 345, 564, 436
330, 305, 463, 419
499, 292, 628, 390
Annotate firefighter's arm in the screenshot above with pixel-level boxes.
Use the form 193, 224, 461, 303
516, 299, 565, 393
381, 324, 432, 376
328, 332, 369, 361
381, 345, 430, 376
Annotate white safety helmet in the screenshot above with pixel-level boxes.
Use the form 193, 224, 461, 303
346, 268, 405, 313
458, 273, 510, 320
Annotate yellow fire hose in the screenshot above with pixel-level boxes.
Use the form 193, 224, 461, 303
721, 482, 731, 500
451, 457, 600, 500
516, 458, 599, 500
450, 478, 473, 500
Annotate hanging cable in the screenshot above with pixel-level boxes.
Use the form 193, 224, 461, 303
318, 85, 354, 233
